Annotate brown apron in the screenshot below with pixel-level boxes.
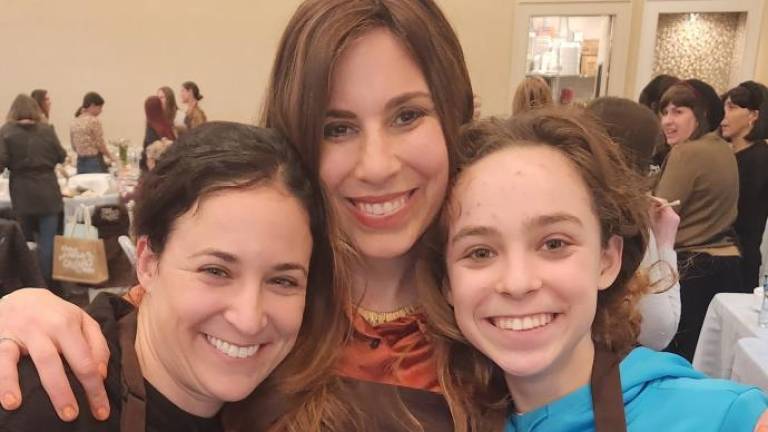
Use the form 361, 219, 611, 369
590, 348, 628, 432
117, 311, 147, 432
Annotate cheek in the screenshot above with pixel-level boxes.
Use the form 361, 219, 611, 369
318, 146, 353, 193
402, 122, 449, 180
266, 294, 306, 339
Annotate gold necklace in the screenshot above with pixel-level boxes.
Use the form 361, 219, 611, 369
357, 305, 419, 326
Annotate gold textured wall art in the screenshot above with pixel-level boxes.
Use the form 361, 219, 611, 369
653, 12, 747, 94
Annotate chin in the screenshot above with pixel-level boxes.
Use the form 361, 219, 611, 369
207, 378, 266, 403
353, 230, 422, 260
490, 348, 558, 379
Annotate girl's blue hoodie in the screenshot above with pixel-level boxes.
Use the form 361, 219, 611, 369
505, 347, 767, 431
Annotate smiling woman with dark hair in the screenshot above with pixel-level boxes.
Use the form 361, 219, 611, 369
654, 81, 741, 362
0, 122, 331, 431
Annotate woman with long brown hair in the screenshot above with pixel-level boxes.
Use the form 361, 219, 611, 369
0, 0, 472, 430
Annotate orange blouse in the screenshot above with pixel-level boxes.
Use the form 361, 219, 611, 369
336, 311, 440, 392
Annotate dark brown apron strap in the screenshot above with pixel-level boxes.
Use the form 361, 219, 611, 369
118, 310, 146, 432
590, 348, 627, 432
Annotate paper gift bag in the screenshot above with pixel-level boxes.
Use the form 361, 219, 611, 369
64, 205, 99, 240
53, 204, 108, 284
52, 236, 109, 284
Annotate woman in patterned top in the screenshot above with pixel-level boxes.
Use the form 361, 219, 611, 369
70, 92, 115, 174
180, 81, 207, 133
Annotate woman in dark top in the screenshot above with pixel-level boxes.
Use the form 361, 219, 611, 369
0, 122, 327, 431
721, 81, 768, 290
140, 96, 175, 171
0, 94, 66, 287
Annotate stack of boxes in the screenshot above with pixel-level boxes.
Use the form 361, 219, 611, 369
580, 39, 599, 76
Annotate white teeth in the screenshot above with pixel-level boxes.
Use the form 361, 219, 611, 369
355, 195, 408, 217
205, 334, 260, 359
493, 313, 555, 331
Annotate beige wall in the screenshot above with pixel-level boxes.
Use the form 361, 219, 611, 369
756, 0, 768, 83
1, 0, 766, 149
1, 0, 303, 148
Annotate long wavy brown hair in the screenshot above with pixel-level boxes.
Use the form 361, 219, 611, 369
418, 107, 652, 431
224, 0, 474, 430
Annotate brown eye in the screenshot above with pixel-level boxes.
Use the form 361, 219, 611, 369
323, 123, 355, 139
467, 247, 495, 260
393, 109, 424, 126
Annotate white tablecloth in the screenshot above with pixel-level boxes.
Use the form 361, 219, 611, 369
693, 293, 768, 379
63, 194, 120, 218
731, 337, 768, 391
0, 194, 120, 216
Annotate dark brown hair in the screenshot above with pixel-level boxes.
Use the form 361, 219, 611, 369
587, 97, 661, 176
158, 86, 179, 124
421, 107, 651, 431
723, 81, 767, 141
30, 89, 49, 118
182, 81, 203, 101
75, 91, 104, 117
6, 94, 43, 123
233, 0, 474, 430
133, 122, 322, 256
659, 82, 710, 141
638, 74, 679, 113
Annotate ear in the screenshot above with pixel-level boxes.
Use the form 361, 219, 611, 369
135, 236, 159, 293
597, 235, 623, 291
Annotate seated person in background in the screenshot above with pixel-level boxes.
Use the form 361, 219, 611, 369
720, 81, 768, 291
0, 122, 323, 431
140, 96, 176, 172
587, 97, 680, 351
433, 109, 768, 431
144, 138, 173, 171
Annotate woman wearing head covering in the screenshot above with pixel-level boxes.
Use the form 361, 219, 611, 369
0, 94, 66, 288
721, 81, 768, 290
140, 96, 175, 172
654, 81, 741, 361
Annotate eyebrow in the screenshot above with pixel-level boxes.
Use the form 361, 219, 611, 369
450, 213, 583, 245
188, 249, 308, 276
325, 91, 432, 119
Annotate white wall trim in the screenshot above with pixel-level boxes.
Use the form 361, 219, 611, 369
508, 1, 633, 110
633, 0, 765, 98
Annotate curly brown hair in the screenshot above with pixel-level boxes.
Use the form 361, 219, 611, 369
418, 106, 652, 431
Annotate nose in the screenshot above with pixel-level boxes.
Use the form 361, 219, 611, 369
224, 282, 269, 336
660, 112, 673, 127
494, 250, 543, 299
353, 126, 401, 185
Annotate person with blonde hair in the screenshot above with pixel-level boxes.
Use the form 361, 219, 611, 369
512, 76, 554, 115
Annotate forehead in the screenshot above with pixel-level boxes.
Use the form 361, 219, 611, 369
328, 28, 428, 103
450, 146, 594, 226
